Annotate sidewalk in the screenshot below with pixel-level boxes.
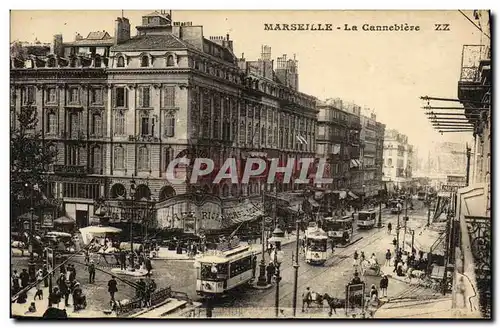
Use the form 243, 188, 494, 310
11, 285, 116, 318
152, 232, 301, 261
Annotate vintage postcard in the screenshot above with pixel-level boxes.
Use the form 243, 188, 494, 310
9, 10, 491, 319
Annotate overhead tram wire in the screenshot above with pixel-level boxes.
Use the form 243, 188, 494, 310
458, 10, 491, 40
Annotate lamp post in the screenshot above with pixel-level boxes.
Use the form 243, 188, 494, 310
377, 191, 383, 228
396, 205, 401, 253
25, 183, 36, 282
129, 179, 136, 272
268, 226, 285, 317
292, 213, 302, 317
256, 214, 268, 287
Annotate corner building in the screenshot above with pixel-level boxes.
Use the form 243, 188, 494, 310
10, 11, 318, 233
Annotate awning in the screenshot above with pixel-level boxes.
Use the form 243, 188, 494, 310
54, 216, 76, 225
308, 197, 320, 207
409, 228, 445, 255
350, 159, 361, 168
224, 202, 264, 225
348, 191, 359, 199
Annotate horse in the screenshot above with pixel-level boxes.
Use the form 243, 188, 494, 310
321, 293, 346, 316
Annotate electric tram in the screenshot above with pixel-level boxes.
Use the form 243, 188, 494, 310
323, 216, 354, 245
304, 226, 328, 265
357, 209, 377, 229
194, 237, 255, 297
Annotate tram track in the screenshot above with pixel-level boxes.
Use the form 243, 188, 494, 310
230, 228, 388, 312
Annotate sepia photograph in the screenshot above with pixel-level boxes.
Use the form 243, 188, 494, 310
8, 9, 491, 320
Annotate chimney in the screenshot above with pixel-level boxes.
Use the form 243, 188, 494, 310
115, 17, 131, 45
52, 34, 64, 57
75, 33, 83, 41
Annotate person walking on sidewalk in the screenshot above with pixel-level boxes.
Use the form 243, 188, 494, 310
379, 275, 389, 298
57, 274, 70, 307
385, 249, 392, 267
251, 254, 257, 278
120, 250, 127, 271
108, 276, 118, 306
88, 260, 96, 284
20, 268, 30, 288
266, 261, 275, 285
387, 222, 392, 235
34, 269, 44, 300
42, 265, 49, 288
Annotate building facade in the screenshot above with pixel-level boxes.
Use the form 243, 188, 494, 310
382, 129, 413, 189
315, 99, 361, 198
359, 112, 385, 200
10, 11, 318, 233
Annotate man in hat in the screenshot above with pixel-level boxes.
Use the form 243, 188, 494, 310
379, 275, 389, 298
88, 260, 96, 284
301, 287, 312, 312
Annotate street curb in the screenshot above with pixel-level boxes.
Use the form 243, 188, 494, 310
336, 236, 363, 248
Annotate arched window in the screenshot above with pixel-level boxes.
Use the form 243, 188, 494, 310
114, 146, 125, 169
135, 184, 151, 201
159, 186, 176, 202
388, 158, 393, 166
141, 55, 149, 67
94, 56, 101, 68
47, 57, 56, 67
117, 56, 125, 67
166, 55, 175, 67
110, 183, 127, 199
138, 146, 150, 171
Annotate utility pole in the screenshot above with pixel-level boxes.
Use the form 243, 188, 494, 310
292, 213, 301, 317
257, 190, 268, 286
427, 199, 431, 227
466, 145, 471, 186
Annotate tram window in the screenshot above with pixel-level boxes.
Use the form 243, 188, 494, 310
201, 263, 228, 281
307, 240, 327, 252
229, 256, 252, 278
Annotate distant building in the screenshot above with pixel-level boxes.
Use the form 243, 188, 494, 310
382, 129, 413, 189
359, 111, 385, 199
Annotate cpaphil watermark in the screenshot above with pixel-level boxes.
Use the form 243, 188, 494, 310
165, 157, 333, 185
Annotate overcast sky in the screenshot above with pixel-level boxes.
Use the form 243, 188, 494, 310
11, 10, 486, 156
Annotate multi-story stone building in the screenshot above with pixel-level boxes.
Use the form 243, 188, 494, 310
360, 112, 385, 200
382, 129, 413, 189
375, 120, 386, 195
10, 11, 318, 233
315, 98, 361, 206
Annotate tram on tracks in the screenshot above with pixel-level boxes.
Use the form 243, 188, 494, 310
194, 237, 255, 297
304, 226, 328, 265
323, 216, 354, 245
357, 209, 377, 229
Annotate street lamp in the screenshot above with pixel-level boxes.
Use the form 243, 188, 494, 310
292, 213, 302, 317
268, 226, 285, 317
129, 179, 136, 272
256, 215, 268, 287
25, 183, 36, 282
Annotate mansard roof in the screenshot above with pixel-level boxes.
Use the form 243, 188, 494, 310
110, 34, 189, 52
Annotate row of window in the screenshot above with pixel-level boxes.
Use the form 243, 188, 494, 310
17, 86, 104, 106
115, 54, 176, 68
42, 110, 176, 139
14, 85, 177, 109
62, 182, 101, 199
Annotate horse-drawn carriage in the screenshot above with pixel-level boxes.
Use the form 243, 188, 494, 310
361, 259, 381, 276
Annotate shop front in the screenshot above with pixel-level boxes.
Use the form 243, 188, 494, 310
156, 193, 225, 235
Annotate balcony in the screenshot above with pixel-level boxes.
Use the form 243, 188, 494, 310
451, 183, 491, 318
53, 164, 90, 176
